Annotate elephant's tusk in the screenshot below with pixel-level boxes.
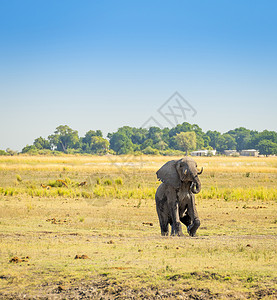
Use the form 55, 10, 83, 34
197, 167, 203, 175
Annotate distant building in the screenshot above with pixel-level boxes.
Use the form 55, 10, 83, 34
241, 149, 259, 157
191, 150, 216, 156
224, 150, 239, 156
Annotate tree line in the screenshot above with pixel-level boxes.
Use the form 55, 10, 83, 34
1, 123, 277, 156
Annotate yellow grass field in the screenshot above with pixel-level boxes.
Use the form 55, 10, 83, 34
0, 155, 276, 299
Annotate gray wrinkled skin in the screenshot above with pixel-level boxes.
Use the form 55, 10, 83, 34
155, 157, 203, 237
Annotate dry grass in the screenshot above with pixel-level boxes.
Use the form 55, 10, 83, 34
0, 155, 276, 299
1, 155, 277, 173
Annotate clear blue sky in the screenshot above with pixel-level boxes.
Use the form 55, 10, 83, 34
0, 0, 276, 150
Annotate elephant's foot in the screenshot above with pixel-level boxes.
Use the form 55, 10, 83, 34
161, 231, 169, 236
170, 222, 185, 237
187, 218, 200, 237
170, 231, 184, 237
177, 231, 185, 237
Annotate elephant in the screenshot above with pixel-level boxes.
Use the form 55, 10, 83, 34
155, 157, 203, 237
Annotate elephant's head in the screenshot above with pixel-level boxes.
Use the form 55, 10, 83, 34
156, 157, 203, 194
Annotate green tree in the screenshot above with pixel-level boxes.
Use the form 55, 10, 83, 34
145, 127, 170, 150
141, 138, 154, 150
48, 125, 79, 153
206, 130, 221, 150
109, 132, 134, 154
90, 136, 109, 154
34, 137, 51, 150
0, 149, 9, 155
114, 126, 135, 139
21, 145, 37, 154
6, 148, 18, 156
169, 122, 206, 150
203, 135, 211, 148
174, 131, 196, 155
216, 134, 237, 153
227, 127, 253, 151
169, 122, 193, 137
82, 130, 103, 145
249, 130, 277, 150
154, 140, 168, 151
147, 127, 163, 144
191, 124, 206, 149
131, 128, 148, 145
161, 127, 170, 145
257, 140, 277, 156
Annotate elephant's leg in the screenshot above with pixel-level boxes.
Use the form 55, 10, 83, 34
188, 218, 200, 237
160, 218, 169, 236
156, 198, 169, 236
186, 194, 200, 237
159, 215, 169, 236
161, 227, 169, 236
180, 213, 191, 227
169, 217, 180, 236
168, 196, 184, 236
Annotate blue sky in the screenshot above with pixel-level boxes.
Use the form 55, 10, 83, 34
0, 0, 276, 150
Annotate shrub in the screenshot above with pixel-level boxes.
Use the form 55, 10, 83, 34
38, 149, 54, 155
16, 175, 22, 182
115, 177, 123, 185
21, 145, 38, 154
47, 180, 64, 188
142, 146, 160, 155
6, 148, 18, 156
0, 150, 8, 156
104, 179, 112, 186
81, 191, 92, 198
160, 149, 184, 156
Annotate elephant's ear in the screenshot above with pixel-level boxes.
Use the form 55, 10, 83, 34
156, 160, 181, 189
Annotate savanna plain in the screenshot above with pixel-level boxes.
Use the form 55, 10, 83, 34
0, 155, 276, 299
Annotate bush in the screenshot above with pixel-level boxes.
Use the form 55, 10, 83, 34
6, 148, 18, 156
47, 180, 65, 188
38, 149, 54, 155
142, 146, 160, 155
160, 149, 184, 156
0, 150, 8, 156
16, 175, 22, 182
21, 145, 38, 154
104, 179, 112, 186
115, 177, 123, 185
67, 148, 82, 154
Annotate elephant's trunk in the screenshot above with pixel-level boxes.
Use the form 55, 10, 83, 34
190, 176, 201, 194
